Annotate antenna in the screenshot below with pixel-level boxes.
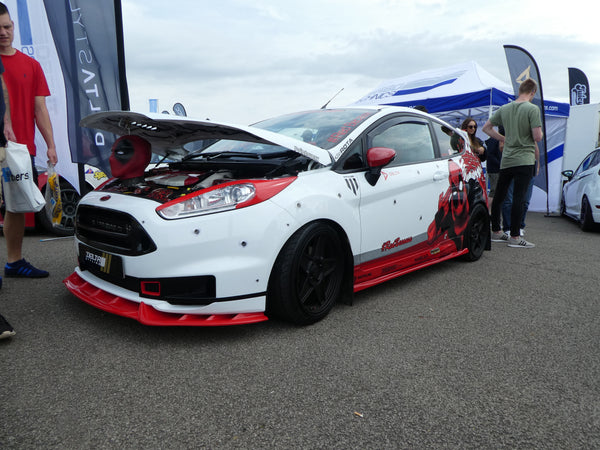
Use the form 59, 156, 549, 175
320, 88, 344, 109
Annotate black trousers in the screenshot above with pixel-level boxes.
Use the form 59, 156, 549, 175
491, 164, 534, 237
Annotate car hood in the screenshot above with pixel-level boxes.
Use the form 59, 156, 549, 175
80, 111, 334, 166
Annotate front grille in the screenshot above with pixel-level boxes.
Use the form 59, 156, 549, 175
76, 205, 157, 256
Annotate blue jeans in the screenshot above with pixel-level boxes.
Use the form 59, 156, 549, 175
491, 165, 534, 237
502, 177, 535, 232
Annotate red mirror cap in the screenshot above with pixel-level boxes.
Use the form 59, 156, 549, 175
367, 147, 396, 168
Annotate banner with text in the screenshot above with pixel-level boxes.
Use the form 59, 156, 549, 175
568, 67, 590, 106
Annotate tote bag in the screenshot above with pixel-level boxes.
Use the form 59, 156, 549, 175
0, 141, 46, 213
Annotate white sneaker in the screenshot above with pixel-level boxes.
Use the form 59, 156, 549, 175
520, 228, 525, 236
507, 237, 535, 248
491, 231, 509, 242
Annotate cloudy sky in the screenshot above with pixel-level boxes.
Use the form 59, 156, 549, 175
120, 0, 600, 124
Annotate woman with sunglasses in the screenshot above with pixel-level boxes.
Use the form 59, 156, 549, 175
461, 118, 486, 161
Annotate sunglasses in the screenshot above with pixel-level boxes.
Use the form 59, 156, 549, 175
467, 125, 477, 129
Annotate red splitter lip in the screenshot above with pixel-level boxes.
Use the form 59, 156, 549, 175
63, 272, 268, 326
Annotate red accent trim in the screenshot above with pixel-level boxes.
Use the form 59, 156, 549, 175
63, 272, 268, 326
353, 240, 467, 292
140, 280, 161, 296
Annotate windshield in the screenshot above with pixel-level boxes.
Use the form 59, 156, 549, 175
254, 108, 375, 149
185, 108, 376, 158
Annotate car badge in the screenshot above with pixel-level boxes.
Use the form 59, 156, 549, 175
100, 195, 111, 201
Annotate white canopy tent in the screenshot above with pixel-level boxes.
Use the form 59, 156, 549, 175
353, 61, 570, 213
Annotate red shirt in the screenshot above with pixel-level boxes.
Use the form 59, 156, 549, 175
1, 50, 51, 156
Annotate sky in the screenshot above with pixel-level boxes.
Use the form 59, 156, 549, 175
120, 0, 600, 125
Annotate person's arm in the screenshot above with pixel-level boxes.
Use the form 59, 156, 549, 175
34, 95, 57, 165
534, 141, 540, 176
532, 126, 543, 142
482, 120, 505, 143
1, 74, 16, 142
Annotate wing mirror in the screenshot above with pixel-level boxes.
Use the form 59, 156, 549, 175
365, 147, 396, 186
561, 170, 574, 180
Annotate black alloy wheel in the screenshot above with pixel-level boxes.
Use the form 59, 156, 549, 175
461, 203, 489, 261
268, 222, 345, 325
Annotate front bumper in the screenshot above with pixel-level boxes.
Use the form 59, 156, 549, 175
64, 271, 268, 326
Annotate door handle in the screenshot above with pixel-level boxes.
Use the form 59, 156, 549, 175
433, 171, 446, 181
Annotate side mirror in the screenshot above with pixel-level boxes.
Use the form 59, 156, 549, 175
365, 147, 396, 186
561, 170, 574, 180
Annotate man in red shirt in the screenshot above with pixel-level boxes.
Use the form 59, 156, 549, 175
0, 2, 57, 278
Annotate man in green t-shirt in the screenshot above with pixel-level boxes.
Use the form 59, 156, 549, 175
482, 78, 543, 248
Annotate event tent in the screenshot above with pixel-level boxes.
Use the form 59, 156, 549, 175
353, 61, 570, 214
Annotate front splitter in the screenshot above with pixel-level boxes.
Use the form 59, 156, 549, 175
63, 272, 269, 326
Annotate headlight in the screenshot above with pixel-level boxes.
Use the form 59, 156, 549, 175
157, 183, 256, 219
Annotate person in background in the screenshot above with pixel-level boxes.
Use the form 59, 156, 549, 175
485, 125, 504, 209
0, 36, 16, 339
501, 141, 539, 237
461, 117, 486, 161
482, 78, 543, 248
0, 2, 57, 278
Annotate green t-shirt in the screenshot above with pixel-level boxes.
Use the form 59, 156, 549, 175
490, 101, 542, 169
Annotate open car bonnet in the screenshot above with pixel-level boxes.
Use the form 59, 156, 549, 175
80, 111, 335, 166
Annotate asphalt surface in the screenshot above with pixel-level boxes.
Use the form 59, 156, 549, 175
1, 212, 599, 449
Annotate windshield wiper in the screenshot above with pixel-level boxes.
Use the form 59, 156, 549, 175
184, 151, 262, 161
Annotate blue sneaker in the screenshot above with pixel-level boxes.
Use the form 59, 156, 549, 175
4, 259, 49, 278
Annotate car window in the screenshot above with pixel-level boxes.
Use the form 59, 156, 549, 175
575, 153, 594, 176
369, 121, 435, 166
433, 122, 462, 157
337, 139, 365, 171
590, 150, 600, 168
254, 109, 376, 150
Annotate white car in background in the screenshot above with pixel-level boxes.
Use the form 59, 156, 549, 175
561, 147, 600, 231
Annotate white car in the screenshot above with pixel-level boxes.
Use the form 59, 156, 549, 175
561, 147, 600, 231
64, 106, 490, 326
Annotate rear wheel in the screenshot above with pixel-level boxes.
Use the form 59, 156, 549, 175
267, 222, 345, 325
461, 203, 489, 261
580, 196, 595, 231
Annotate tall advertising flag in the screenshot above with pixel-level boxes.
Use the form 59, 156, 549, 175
42, 0, 129, 180
568, 67, 590, 106
503, 45, 549, 214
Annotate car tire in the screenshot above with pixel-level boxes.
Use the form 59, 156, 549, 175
267, 222, 345, 325
461, 203, 489, 262
37, 180, 81, 236
580, 196, 595, 231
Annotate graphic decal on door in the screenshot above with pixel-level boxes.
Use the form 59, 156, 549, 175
344, 176, 359, 195
427, 159, 470, 245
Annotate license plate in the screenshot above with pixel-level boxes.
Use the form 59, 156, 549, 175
79, 244, 124, 279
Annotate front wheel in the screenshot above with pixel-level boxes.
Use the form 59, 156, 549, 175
267, 222, 345, 325
461, 203, 489, 261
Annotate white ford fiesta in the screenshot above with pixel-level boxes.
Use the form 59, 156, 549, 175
64, 106, 490, 326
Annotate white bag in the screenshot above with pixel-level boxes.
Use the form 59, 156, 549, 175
1, 141, 46, 213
